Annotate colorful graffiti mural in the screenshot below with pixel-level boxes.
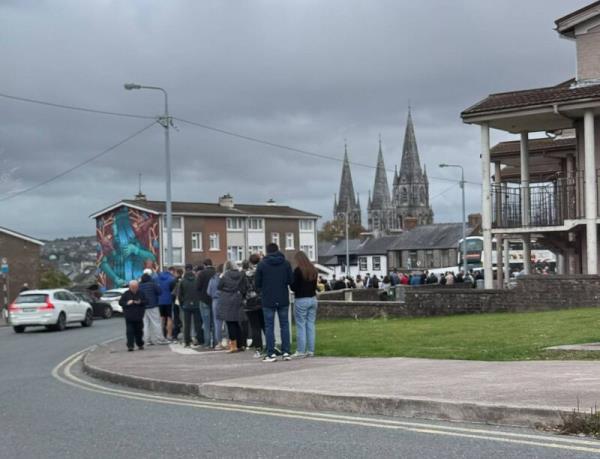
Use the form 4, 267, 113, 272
96, 207, 160, 289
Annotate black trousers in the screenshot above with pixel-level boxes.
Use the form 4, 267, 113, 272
172, 304, 183, 339
226, 321, 243, 346
246, 309, 264, 349
183, 306, 203, 346
126, 320, 144, 349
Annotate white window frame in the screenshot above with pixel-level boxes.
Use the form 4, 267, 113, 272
271, 232, 280, 246
226, 217, 244, 231
209, 232, 220, 251
164, 247, 183, 265
285, 232, 295, 250
299, 219, 314, 232
163, 215, 183, 230
359, 256, 368, 271
372, 256, 381, 271
300, 244, 315, 260
248, 245, 264, 255
191, 232, 203, 252
248, 218, 264, 231
227, 246, 244, 262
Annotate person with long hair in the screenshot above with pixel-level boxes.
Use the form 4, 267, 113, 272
290, 251, 318, 358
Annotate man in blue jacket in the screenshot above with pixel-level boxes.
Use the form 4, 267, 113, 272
157, 268, 176, 341
255, 243, 293, 362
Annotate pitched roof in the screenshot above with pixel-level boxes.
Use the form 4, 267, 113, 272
369, 140, 391, 210
0, 226, 44, 246
390, 223, 474, 251
357, 236, 401, 255
398, 109, 423, 181
92, 199, 319, 219
461, 79, 600, 118
555, 1, 600, 35
318, 238, 364, 257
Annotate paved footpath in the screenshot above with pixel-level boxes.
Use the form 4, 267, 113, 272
84, 340, 600, 428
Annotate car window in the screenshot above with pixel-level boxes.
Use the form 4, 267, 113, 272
54, 292, 65, 301
15, 294, 47, 304
102, 291, 121, 298
64, 292, 78, 301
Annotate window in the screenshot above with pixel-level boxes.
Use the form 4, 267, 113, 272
300, 245, 315, 260
226, 217, 244, 231
227, 246, 244, 262
372, 256, 381, 271
359, 256, 368, 271
163, 216, 182, 230
191, 232, 202, 252
299, 220, 314, 232
426, 250, 434, 268
209, 233, 220, 251
271, 232, 280, 246
401, 188, 408, 202
163, 248, 183, 265
373, 214, 380, 229
248, 245, 264, 255
285, 232, 294, 250
248, 218, 264, 231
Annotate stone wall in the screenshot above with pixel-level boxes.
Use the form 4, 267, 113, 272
316, 275, 600, 319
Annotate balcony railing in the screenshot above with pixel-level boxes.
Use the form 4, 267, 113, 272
491, 177, 582, 229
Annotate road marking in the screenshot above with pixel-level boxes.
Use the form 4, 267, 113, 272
50, 349, 600, 454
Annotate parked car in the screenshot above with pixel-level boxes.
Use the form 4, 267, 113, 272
72, 291, 113, 319
99, 288, 127, 314
8, 289, 94, 333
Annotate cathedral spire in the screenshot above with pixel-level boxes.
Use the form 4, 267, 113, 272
399, 108, 423, 181
334, 143, 361, 226
370, 137, 391, 210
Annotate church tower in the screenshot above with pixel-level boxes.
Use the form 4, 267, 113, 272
392, 108, 434, 227
367, 137, 397, 234
333, 144, 362, 226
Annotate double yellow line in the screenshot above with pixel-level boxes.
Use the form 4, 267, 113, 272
52, 349, 600, 455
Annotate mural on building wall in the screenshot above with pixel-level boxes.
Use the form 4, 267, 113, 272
96, 207, 159, 289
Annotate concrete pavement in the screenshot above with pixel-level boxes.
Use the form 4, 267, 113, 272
83, 339, 600, 428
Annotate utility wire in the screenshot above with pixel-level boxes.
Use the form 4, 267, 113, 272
0, 91, 155, 120
429, 182, 459, 202
0, 121, 157, 203
174, 116, 482, 186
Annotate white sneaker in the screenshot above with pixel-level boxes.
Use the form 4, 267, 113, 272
291, 352, 306, 359
282, 353, 292, 361
262, 354, 277, 362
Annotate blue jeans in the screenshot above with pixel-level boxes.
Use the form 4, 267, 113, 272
199, 301, 212, 346
263, 305, 290, 355
212, 300, 225, 344
294, 297, 317, 354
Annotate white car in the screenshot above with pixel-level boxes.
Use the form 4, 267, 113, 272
99, 288, 128, 314
8, 289, 94, 333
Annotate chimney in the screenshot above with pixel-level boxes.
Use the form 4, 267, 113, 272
218, 193, 234, 208
266, 198, 276, 206
404, 217, 418, 231
468, 213, 482, 228
134, 192, 147, 201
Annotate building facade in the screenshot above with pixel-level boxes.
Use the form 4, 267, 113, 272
0, 227, 44, 307
461, 1, 600, 288
91, 194, 319, 289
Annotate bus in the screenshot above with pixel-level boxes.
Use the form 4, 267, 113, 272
457, 236, 556, 273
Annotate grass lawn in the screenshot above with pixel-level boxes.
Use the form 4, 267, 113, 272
312, 307, 600, 361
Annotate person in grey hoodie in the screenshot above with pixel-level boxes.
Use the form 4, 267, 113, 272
217, 261, 247, 352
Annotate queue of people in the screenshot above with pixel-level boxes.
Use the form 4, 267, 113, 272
118, 243, 319, 362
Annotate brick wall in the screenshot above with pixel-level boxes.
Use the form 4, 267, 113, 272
0, 233, 41, 306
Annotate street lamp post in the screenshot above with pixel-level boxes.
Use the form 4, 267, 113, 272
124, 83, 173, 267
439, 164, 468, 278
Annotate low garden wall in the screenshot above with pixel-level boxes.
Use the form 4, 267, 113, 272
316, 275, 600, 319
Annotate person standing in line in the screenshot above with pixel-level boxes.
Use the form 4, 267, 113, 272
290, 251, 318, 359
255, 243, 293, 362
217, 261, 247, 353
157, 267, 176, 341
243, 254, 265, 358
171, 268, 184, 341
139, 272, 167, 345
178, 264, 202, 348
196, 258, 216, 348
119, 280, 147, 351
208, 263, 227, 350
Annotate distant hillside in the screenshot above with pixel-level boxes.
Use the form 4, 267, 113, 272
41, 236, 97, 284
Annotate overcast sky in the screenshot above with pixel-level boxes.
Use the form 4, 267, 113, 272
0, 0, 589, 240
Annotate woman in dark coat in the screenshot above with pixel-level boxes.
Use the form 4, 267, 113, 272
217, 261, 247, 352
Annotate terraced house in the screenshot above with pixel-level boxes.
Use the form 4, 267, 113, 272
91, 194, 318, 289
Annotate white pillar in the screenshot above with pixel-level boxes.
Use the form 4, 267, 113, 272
520, 132, 530, 226
494, 162, 503, 288
481, 124, 493, 288
503, 238, 510, 282
557, 252, 565, 275
584, 110, 598, 274
522, 234, 531, 275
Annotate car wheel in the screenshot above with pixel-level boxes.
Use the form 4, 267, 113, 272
81, 309, 93, 327
13, 325, 25, 333
54, 312, 67, 331
103, 305, 112, 319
